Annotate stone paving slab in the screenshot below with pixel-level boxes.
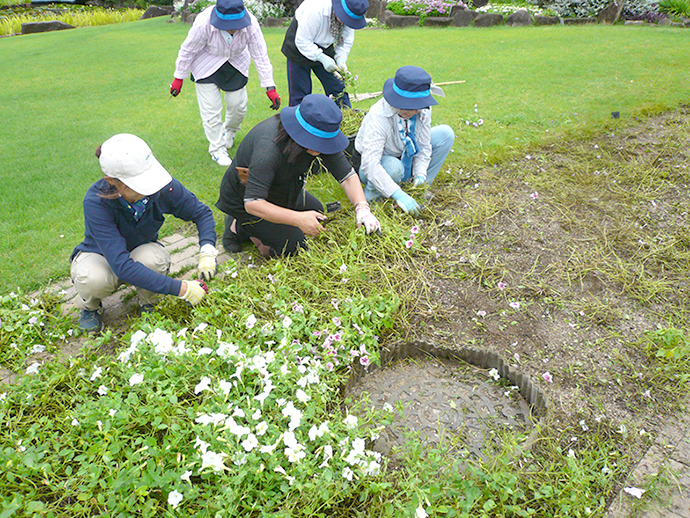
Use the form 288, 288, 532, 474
606, 407, 690, 518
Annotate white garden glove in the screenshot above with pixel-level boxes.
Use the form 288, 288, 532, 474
198, 244, 218, 282
355, 202, 381, 235
412, 174, 427, 187
315, 53, 337, 73
335, 57, 348, 73
180, 280, 208, 306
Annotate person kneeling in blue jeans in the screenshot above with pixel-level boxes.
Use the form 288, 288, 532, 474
353, 65, 455, 215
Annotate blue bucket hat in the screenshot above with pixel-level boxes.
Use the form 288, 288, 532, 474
382, 66, 439, 110
210, 0, 252, 31
332, 0, 369, 29
280, 94, 349, 155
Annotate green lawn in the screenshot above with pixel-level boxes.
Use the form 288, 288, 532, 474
0, 19, 688, 292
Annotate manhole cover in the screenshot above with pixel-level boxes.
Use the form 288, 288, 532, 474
345, 343, 547, 460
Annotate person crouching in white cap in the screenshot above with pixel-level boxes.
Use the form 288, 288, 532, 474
70, 134, 219, 332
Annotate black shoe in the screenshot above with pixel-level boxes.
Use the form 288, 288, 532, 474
223, 215, 245, 253
140, 304, 155, 314
79, 306, 103, 333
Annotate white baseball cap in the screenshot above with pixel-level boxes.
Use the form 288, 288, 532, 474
99, 134, 172, 196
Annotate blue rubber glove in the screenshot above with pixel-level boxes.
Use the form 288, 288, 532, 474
391, 189, 421, 215
412, 174, 427, 187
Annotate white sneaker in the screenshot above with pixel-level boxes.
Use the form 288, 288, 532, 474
224, 131, 236, 150
211, 149, 232, 167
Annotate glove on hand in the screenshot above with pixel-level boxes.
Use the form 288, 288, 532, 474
170, 78, 183, 96
266, 87, 281, 110
412, 175, 427, 187
180, 280, 208, 306
335, 57, 348, 73
198, 244, 218, 281
315, 53, 337, 73
391, 189, 421, 215
355, 202, 381, 235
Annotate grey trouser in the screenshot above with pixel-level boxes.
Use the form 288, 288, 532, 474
70, 242, 171, 310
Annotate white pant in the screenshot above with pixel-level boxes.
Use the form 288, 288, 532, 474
195, 83, 248, 155
70, 242, 171, 310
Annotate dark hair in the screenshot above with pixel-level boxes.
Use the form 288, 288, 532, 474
95, 144, 122, 199
273, 114, 308, 164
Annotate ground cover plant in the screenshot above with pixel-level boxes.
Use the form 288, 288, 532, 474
1, 17, 690, 517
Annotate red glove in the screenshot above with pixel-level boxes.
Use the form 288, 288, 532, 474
266, 87, 281, 110
170, 78, 183, 97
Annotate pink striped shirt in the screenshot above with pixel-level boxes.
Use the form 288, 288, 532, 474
173, 6, 275, 88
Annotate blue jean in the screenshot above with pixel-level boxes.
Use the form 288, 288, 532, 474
286, 59, 351, 108
359, 124, 455, 201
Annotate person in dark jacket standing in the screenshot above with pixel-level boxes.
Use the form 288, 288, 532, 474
216, 93, 380, 258
71, 134, 218, 332
281, 0, 368, 108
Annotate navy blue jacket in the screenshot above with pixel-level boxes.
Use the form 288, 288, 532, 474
72, 178, 216, 297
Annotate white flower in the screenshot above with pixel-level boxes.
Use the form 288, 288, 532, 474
194, 376, 212, 394
342, 467, 354, 481
343, 414, 358, 429
241, 433, 259, 452
195, 413, 227, 426
282, 315, 293, 328
71, 418, 80, 426
109, 409, 117, 417
198, 347, 213, 356
180, 470, 192, 482
150, 328, 174, 355
296, 389, 310, 403
488, 368, 500, 381
321, 444, 334, 466
364, 460, 381, 476
25, 362, 41, 375
129, 373, 144, 386
194, 436, 211, 454
200, 450, 227, 472
97, 385, 108, 396
567, 449, 576, 458
256, 421, 269, 436
246, 314, 257, 329
415, 505, 429, 518
90, 367, 103, 381
383, 402, 393, 412
168, 490, 183, 509
282, 401, 303, 431
624, 487, 646, 499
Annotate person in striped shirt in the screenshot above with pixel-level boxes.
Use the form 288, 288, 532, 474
170, 0, 281, 167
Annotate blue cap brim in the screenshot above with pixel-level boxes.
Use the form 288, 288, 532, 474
280, 107, 349, 155
382, 78, 438, 110
210, 8, 252, 30
332, 0, 367, 29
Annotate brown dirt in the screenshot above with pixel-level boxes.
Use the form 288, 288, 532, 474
406, 108, 690, 441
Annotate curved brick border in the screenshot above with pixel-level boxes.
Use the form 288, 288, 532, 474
345, 340, 549, 417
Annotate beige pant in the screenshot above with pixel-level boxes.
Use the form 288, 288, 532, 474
70, 242, 171, 310
195, 83, 248, 155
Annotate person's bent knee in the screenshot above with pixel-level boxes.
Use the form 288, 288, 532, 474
433, 125, 456, 148
380, 155, 405, 184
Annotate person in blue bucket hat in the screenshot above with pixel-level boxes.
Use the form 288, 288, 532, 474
170, 0, 281, 167
353, 65, 456, 215
281, 0, 369, 108
216, 93, 381, 257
